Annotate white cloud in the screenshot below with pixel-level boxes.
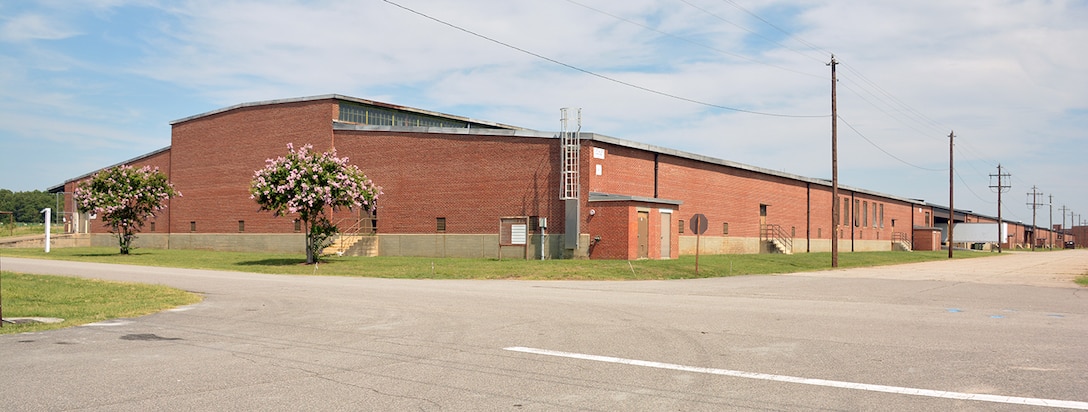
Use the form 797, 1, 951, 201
0, 13, 81, 42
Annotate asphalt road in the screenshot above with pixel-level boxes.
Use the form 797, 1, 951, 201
1, 251, 1086, 411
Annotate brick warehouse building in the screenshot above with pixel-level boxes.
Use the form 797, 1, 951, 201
52, 95, 1068, 259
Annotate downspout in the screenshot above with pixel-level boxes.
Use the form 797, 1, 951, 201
653, 153, 659, 199
850, 191, 856, 252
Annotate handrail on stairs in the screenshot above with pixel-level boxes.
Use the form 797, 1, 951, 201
328, 216, 376, 255
892, 231, 912, 250
760, 224, 793, 254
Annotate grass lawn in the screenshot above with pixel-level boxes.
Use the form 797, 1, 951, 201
1, 246, 991, 280
0, 223, 65, 238
0, 271, 202, 335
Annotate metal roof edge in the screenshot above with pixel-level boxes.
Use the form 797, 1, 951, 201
172, 94, 526, 130
332, 121, 554, 138
583, 133, 925, 206
48, 146, 172, 193
588, 192, 683, 206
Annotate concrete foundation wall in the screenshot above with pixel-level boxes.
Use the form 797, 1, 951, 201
377, 234, 567, 260
88, 233, 307, 253
679, 236, 761, 255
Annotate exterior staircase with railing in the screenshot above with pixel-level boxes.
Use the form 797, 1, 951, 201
322, 217, 377, 257
760, 224, 793, 255
892, 232, 912, 252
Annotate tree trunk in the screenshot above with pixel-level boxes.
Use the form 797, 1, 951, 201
305, 219, 315, 264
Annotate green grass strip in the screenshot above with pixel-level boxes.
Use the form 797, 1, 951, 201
1, 271, 202, 335
2, 247, 989, 280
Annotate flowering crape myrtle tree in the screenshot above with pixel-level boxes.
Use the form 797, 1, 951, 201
74, 165, 179, 255
250, 143, 381, 264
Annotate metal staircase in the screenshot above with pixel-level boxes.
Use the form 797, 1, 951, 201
892, 232, 913, 252
322, 217, 377, 257
760, 224, 793, 255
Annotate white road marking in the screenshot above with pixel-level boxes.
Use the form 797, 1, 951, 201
504, 346, 1088, 410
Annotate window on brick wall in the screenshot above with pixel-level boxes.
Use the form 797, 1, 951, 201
436, 217, 446, 232
238, 220, 245, 233
879, 204, 885, 228
723, 222, 729, 235
843, 198, 849, 228
854, 199, 860, 227
150, 221, 156, 232
872, 203, 878, 228
862, 201, 869, 227
190, 221, 196, 232
294, 219, 301, 232
678, 220, 684, 234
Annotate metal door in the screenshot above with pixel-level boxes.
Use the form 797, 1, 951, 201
659, 212, 671, 258
637, 211, 649, 259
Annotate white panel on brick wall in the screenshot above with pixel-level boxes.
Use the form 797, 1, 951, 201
511, 224, 526, 245
593, 147, 605, 159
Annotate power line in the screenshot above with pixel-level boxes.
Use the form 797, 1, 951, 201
838, 116, 945, 172
719, 0, 831, 56
383, 0, 828, 118
563, 0, 823, 79
677, 0, 827, 65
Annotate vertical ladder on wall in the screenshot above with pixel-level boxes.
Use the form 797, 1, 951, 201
560, 108, 581, 200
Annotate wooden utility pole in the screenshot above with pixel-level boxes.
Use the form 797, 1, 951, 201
989, 164, 1010, 252
948, 131, 954, 259
829, 55, 839, 268
1049, 194, 1054, 249
1027, 186, 1041, 251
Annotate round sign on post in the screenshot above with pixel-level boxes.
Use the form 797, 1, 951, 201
690, 213, 708, 273
690, 213, 708, 235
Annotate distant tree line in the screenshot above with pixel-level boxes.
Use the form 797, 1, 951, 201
0, 189, 63, 223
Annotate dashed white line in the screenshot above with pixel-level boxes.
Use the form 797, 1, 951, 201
504, 346, 1088, 410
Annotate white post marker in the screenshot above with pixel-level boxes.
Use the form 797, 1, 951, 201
41, 208, 50, 253
40, 207, 51, 253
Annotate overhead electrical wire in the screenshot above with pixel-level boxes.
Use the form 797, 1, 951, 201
677, 0, 827, 65
382, 0, 827, 118
838, 116, 945, 172
563, 0, 823, 79
387, 0, 1057, 213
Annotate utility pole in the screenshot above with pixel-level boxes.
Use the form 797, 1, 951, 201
1060, 205, 1069, 245
1026, 186, 1042, 251
948, 131, 955, 259
989, 164, 1010, 252
829, 54, 839, 268
1048, 194, 1054, 249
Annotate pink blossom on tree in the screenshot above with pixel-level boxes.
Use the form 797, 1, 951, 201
250, 143, 381, 264
74, 165, 179, 254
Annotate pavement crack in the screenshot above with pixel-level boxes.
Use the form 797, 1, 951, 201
315, 375, 442, 409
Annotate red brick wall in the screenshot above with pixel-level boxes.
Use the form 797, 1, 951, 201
333, 130, 562, 235
585, 140, 917, 250
170, 100, 337, 234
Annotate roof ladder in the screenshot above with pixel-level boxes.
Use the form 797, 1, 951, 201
560, 108, 581, 200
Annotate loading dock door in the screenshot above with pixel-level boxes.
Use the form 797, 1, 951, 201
637, 211, 649, 259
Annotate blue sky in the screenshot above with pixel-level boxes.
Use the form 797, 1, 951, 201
2, 0, 1086, 226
